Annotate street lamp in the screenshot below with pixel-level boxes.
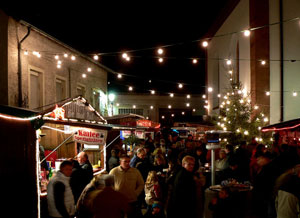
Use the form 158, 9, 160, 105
108, 93, 116, 116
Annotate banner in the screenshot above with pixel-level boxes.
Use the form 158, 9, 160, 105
70, 127, 107, 145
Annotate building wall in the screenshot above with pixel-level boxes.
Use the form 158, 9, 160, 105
207, 0, 300, 124
111, 94, 205, 122
5, 12, 108, 112
207, 0, 250, 115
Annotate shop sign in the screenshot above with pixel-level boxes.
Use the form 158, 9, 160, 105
71, 127, 107, 145
137, 119, 152, 127
50, 105, 65, 120
135, 130, 145, 139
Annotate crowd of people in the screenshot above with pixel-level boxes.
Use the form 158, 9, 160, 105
46, 131, 300, 218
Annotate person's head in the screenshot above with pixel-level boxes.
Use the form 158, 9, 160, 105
195, 146, 203, 156
187, 134, 193, 140
154, 154, 165, 166
257, 152, 272, 167
219, 149, 227, 160
77, 151, 88, 165
119, 154, 131, 170
146, 171, 158, 184
136, 148, 146, 159
219, 187, 230, 199
228, 157, 238, 170
182, 155, 195, 172
225, 144, 234, 154
111, 149, 118, 157
99, 174, 115, 187
60, 160, 73, 177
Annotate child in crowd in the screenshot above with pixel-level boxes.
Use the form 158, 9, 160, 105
145, 171, 162, 216
144, 202, 166, 218
209, 187, 233, 218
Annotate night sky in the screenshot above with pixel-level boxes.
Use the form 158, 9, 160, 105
1, 1, 229, 95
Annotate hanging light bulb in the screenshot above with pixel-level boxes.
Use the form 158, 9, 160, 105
202, 94, 206, 99
157, 48, 164, 55
202, 41, 208, 47
82, 74, 87, 78
266, 91, 270, 96
192, 59, 198, 64
186, 103, 190, 107
116, 103, 120, 106
170, 93, 174, 97
24, 50, 28, 55
117, 73, 122, 79
254, 105, 259, 110
171, 114, 174, 117
178, 84, 183, 88
87, 67, 92, 72
208, 87, 213, 92
244, 30, 251, 37
158, 58, 163, 63
126, 57, 130, 61
128, 86, 133, 91
57, 60, 62, 65
162, 116, 165, 119
151, 90, 155, 95
64, 53, 68, 58
217, 94, 221, 98
57, 65, 61, 69
55, 55, 59, 60
93, 55, 99, 60
150, 105, 154, 109
168, 105, 172, 109
122, 53, 128, 59
293, 91, 297, 97
193, 108, 196, 112
261, 60, 266, 65
71, 55, 76, 60
228, 70, 233, 74
182, 111, 185, 115
133, 105, 136, 108
187, 94, 191, 99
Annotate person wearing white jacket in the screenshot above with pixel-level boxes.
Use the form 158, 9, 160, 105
47, 160, 76, 218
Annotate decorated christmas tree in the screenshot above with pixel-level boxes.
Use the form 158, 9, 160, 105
214, 81, 269, 146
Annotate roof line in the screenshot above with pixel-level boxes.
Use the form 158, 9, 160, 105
19, 20, 116, 74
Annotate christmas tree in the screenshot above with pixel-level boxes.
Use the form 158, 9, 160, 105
214, 81, 269, 146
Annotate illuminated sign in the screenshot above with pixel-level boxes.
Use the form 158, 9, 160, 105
51, 105, 65, 120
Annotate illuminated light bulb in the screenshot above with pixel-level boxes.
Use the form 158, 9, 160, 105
168, 105, 172, 109
237, 129, 240, 133
133, 105, 136, 108
228, 70, 233, 74
193, 108, 196, 112
182, 112, 185, 115
262, 113, 265, 117
187, 94, 190, 99
151, 90, 155, 94
117, 74, 122, 78
220, 105, 224, 108
293, 91, 297, 97
157, 48, 164, 55
33, 51, 38, 55
55, 55, 59, 60
93, 55, 99, 60
158, 58, 163, 63
150, 105, 154, 109
128, 86, 133, 91
71, 55, 76, 60
247, 99, 251, 103
146, 116, 149, 119
64, 53, 68, 58
226, 108, 230, 111
24, 50, 28, 55
224, 96, 228, 99
37, 53, 41, 58
221, 123, 225, 127
238, 90, 242, 94
186, 103, 190, 107
217, 94, 221, 98
226, 100, 230, 104
258, 127, 262, 130
217, 122, 221, 126
192, 59, 198, 64
171, 114, 174, 117
266, 91, 270, 96
57, 65, 61, 69
122, 53, 128, 59
223, 127, 227, 131
244, 130, 249, 135
259, 138, 263, 142
178, 84, 183, 88
202, 94, 206, 99
232, 92, 235, 95
261, 60, 266, 65
208, 87, 213, 92
230, 78, 233, 81
240, 99, 244, 103
93, 91, 96, 95
254, 105, 259, 110
205, 100, 208, 103
149, 80, 152, 83
126, 57, 130, 61
224, 138, 227, 142
162, 116, 165, 119
264, 117, 269, 122
82, 74, 87, 78
255, 137, 259, 141
57, 60, 62, 65
87, 68, 92, 72
202, 41, 208, 47
116, 103, 120, 106
226, 60, 232, 65
170, 93, 174, 97
244, 30, 251, 37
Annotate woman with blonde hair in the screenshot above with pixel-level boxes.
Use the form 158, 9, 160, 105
145, 171, 162, 215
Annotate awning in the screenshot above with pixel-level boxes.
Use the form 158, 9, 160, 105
261, 118, 300, 132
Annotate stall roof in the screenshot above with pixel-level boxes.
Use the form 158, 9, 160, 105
261, 118, 300, 132
0, 104, 38, 118
105, 113, 145, 121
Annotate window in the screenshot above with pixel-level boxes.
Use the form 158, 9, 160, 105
118, 108, 143, 116
29, 69, 43, 110
56, 77, 66, 102
77, 84, 86, 97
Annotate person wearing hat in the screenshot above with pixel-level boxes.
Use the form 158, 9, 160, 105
144, 201, 166, 218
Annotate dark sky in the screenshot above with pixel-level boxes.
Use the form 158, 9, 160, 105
1, 1, 229, 95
